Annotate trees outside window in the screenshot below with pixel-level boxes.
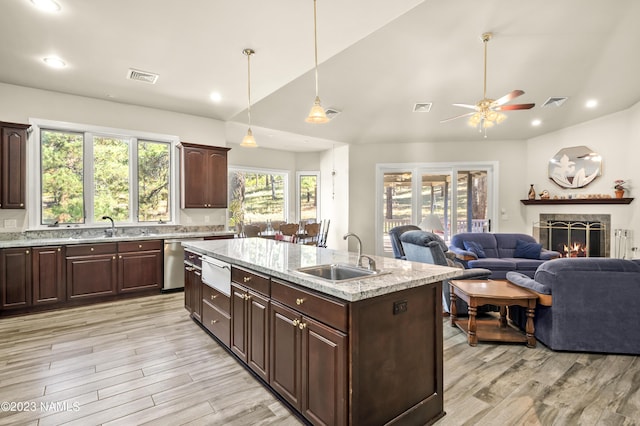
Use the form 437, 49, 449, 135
39, 126, 172, 226
228, 168, 287, 228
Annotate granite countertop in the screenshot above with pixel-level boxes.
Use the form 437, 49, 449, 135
0, 230, 235, 249
182, 238, 460, 302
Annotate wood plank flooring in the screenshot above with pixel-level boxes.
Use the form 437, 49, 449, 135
0, 293, 639, 425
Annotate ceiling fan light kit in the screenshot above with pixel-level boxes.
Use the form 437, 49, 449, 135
441, 32, 535, 137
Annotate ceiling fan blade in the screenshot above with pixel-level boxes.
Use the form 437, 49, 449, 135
452, 103, 478, 110
495, 103, 535, 111
492, 89, 525, 106
440, 111, 475, 123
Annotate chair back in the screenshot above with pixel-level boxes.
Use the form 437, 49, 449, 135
242, 224, 261, 238
388, 225, 421, 259
400, 230, 449, 266
302, 222, 320, 245
279, 223, 299, 236
317, 219, 330, 248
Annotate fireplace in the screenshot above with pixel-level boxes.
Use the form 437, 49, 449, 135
534, 214, 610, 257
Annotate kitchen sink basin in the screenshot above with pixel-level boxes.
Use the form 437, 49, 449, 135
294, 263, 386, 282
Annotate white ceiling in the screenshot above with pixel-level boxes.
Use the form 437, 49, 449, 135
3, 0, 640, 152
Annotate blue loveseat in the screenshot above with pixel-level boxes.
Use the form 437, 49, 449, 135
507, 258, 640, 355
448, 232, 560, 279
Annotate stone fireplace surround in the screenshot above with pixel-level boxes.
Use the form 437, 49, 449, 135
534, 213, 610, 258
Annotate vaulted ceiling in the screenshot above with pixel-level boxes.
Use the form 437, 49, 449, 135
3, 0, 639, 151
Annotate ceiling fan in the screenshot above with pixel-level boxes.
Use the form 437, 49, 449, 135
441, 32, 534, 136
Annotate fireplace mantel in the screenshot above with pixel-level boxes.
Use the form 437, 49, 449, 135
521, 198, 633, 205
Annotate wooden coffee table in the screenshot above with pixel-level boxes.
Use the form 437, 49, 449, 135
449, 279, 538, 348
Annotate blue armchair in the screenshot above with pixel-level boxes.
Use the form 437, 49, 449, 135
400, 230, 492, 313
388, 225, 421, 259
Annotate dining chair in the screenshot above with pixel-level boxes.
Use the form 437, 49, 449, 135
302, 222, 320, 245
279, 223, 299, 243
242, 224, 261, 238
317, 219, 330, 248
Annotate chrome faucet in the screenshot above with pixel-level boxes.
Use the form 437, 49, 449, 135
102, 216, 116, 237
344, 232, 375, 269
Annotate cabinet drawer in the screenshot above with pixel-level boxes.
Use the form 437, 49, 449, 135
231, 266, 270, 296
271, 279, 348, 333
202, 284, 230, 314
118, 240, 162, 252
184, 250, 202, 268
202, 300, 230, 347
66, 242, 117, 257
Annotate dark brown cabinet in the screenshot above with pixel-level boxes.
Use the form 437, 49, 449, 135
117, 240, 162, 293
0, 121, 29, 209
65, 243, 118, 300
0, 247, 32, 310
270, 280, 347, 426
179, 142, 230, 208
32, 246, 65, 306
202, 285, 231, 347
231, 267, 270, 382
184, 249, 202, 322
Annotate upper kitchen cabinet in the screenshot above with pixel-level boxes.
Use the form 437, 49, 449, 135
179, 142, 230, 208
0, 121, 30, 209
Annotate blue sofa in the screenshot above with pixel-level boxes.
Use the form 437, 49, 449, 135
449, 232, 560, 279
507, 258, 640, 355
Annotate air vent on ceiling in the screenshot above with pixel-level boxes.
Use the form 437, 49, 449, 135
542, 97, 568, 108
126, 68, 159, 84
413, 102, 432, 112
325, 107, 341, 120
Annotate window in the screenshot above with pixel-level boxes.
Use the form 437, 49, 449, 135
376, 162, 497, 256
34, 120, 176, 227
228, 167, 288, 229
296, 172, 320, 223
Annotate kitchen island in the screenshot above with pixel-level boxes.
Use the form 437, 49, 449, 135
182, 238, 460, 426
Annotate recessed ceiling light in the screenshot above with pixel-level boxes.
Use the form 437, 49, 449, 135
209, 92, 222, 102
30, 0, 61, 12
586, 99, 598, 108
531, 119, 542, 126
43, 56, 66, 68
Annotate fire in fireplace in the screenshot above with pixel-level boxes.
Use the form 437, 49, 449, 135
534, 214, 610, 258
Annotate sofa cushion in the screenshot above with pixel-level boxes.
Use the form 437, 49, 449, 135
494, 233, 537, 258
468, 258, 516, 271
463, 240, 486, 258
514, 239, 542, 259
506, 271, 551, 294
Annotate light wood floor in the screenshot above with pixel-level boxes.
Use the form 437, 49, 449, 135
0, 293, 639, 425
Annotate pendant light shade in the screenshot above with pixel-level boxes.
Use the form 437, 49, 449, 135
240, 48, 258, 148
305, 0, 329, 124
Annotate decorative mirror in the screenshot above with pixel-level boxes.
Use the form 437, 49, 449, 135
548, 145, 601, 189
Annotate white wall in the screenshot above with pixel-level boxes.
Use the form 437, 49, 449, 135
524, 103, 640, 257
319, 145, 349, 251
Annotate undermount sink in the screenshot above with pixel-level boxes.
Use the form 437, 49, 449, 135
294, 263, 386, 282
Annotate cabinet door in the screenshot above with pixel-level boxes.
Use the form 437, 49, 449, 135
117, 249, 162, 293
66, 254, 117, 299
231, 284, 248, 362
207, 148, 228, 208
0, 125, 27, 209
247, 289, 269, 381
192, 267, 202, 322
32, 246, 64, 305
182, 146, 208, 208
270, 301, 303, 410
1, 248, 32, 309
184, 265, 194, 313
301, 316, 348, 426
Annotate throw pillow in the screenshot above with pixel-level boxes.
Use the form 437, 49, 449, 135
514, 239, 542, 259
463, 240, 486, 258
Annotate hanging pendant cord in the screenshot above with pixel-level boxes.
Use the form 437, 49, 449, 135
247, 51, 252, 126
313, 0, 319, 97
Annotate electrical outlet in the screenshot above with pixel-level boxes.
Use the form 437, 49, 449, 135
393, 300, 408, 315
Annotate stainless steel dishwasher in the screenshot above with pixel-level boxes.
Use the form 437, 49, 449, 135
163, 238, 204, 291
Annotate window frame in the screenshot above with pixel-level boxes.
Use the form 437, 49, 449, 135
29, 118, 179, 230
296, 171, 320, 223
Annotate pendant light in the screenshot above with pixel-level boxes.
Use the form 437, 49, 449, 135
241, 48, 258, 148
305, 0, 329, 124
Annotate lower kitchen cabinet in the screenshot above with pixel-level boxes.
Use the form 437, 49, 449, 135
202, 285, 230, 347
65, 243, 118, 300
184, 254, 202, 322
32, 246, 64, 306
231, 282, 270, 382
117, 241, 162, 293
0, 247, 32, 310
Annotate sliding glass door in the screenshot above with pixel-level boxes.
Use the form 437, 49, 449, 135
377, 163, 496, 256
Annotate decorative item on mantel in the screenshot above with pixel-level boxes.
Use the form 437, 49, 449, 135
614, 179, 628, 199
528, 184, 536, 200
539, 190, 550, 199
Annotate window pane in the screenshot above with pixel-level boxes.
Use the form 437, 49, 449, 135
420, 173, 449, 238
41, 129, 84, 224
456, 170, 488, 233
138, 140, 170, 222
299, 175, 318, 222
93, 136, 129, 222
382, 172, 412, 254
228, 170, 286, 229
